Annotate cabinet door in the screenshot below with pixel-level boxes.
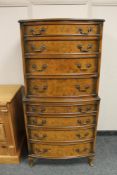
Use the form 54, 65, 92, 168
0, 107, 8, 142
0, 105, 16, 156
0, 124, 6, 141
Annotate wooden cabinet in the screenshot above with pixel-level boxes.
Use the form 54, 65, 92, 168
19, 18, 104, 166
0, 85, 25, 163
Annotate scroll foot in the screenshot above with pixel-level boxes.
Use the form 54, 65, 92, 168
28, 157, 35, 167
88, 156, 95, 167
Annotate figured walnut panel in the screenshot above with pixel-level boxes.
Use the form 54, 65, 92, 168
24, 24, 100, 36
27, 115, 96, 128
30, 142, 93, 158
25, 40, 99, 54
27, 78, 97, 97
26, 102, 98, 114
28, 127, 95, 142
26, 58, 98, 76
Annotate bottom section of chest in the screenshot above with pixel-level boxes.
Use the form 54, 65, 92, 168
24, 97, 100, 165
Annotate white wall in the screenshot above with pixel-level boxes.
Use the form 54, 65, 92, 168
0, 0, 117, 130
0, 6, 28, 84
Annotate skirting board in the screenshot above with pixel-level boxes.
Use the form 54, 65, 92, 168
97, 130, 117, 136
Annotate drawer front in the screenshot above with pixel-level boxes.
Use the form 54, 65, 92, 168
25, 40, 99, 54
27, 78, 97, 97
27, 115, 96, 128
29, 142, 93, 158
26, 103, 98, 114
0, 124, 6, 141
0, 142, 9, 155
24, 24, 100, 36
28, 128, 95, 142
26, 58, 98, 76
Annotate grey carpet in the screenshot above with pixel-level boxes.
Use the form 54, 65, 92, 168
0, 136, 117, 175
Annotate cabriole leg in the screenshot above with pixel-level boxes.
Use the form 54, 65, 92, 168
88, 156, 95, 167
28, 157, 35, 167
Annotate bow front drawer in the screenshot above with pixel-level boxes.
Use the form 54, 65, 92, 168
26, 77, 97, 98
27, 115, 97, 128
24, 24, 100, 36
26, 101, 99, 115
26, 57, 98, 76
28, 127, 95, 142
29, 141, 93, 158
24, 40, 99, 54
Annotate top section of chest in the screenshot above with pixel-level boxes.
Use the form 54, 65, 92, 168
19, 19, 104, 58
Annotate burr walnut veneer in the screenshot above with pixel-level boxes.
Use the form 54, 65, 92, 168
19, 18, 104, 166
0, 85, 24, 163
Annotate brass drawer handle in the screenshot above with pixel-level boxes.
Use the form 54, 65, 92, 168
31, 45, 46, 52
76, 132, 89, 139
77, 119, 91, 125
75, 85, 90, 92
32, 64, 48, 72
35, 148, 49, 154
30, 27, 46, 35
0, 109, 8, 113
78, 106, 91, 113
78, 27, 93, 35
31, 106, 46, 113
76, 63, 91, 71
86, 106, 91, 111
31, 106, 37, 112
75, 147, 88, 153
39, 106, 46, 113
32, 119, 46, 126
77, 44, 93, 52
34, 133, 47, 140
33, 85, 48, 92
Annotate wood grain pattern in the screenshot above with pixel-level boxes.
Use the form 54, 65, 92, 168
28, 127, 95, 142
27, 114, 97, 128
29, 141, 93, 158
26, 58, 98, 76
26, 101, 98, 114
24, 24, 100, 36
25, 40, 99, 54
26, 77, 97, 97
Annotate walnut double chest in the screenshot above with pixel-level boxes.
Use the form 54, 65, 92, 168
19, 18, 104, 166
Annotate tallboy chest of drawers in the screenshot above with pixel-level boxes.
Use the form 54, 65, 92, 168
19, 18, 104, 166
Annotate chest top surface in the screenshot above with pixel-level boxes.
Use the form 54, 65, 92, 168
18, 18, 105, 23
